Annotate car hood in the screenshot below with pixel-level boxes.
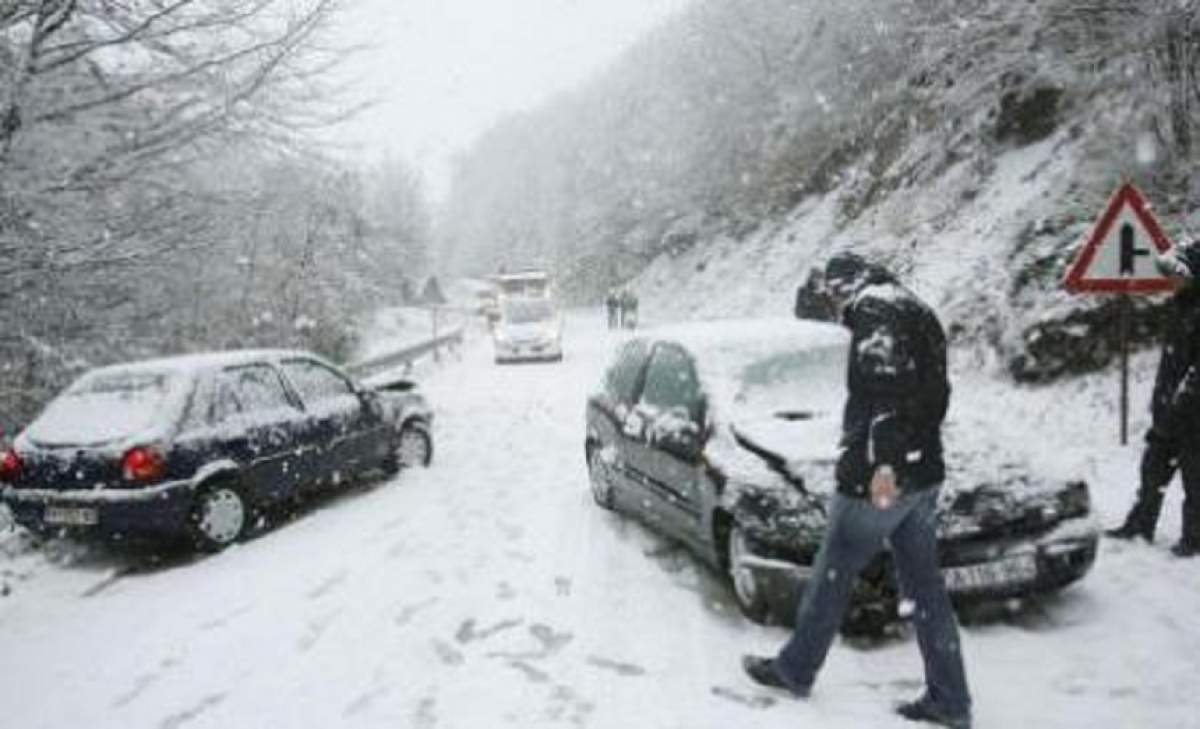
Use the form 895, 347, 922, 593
706, 412, 838, 551
708, 413, 1095, 553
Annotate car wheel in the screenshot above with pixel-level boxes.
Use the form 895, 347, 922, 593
841, 602, 894, 638
397, 423, 433, 468
189, 482, 249, 552
727, 523, 771, 624
587, 445, 614, 510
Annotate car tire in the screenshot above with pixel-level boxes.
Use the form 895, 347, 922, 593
841, 602, 894, 638
727, 523, 772, 624
587, 444, 614, 510
395, 422, 434, 471
189, 481, 249, 552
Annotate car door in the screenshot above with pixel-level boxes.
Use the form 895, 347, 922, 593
623, 342, 707, 540
279, 357, 382, 486
214, 364, 309, 502
589, 339, 651, 510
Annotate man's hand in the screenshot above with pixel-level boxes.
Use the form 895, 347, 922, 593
870, 464, 898, 510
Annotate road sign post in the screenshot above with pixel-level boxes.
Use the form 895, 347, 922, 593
1120, 294, 1130, 445
1064, 182, 1177, 445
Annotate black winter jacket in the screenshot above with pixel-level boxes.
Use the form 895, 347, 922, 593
1151, 285, 1200, 441
835, 275, 950, 497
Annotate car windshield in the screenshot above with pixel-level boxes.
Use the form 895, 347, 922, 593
503, 299, 555, 324
24, 371, 179, 447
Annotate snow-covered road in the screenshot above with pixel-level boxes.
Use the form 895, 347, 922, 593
1, 311, 1197, 728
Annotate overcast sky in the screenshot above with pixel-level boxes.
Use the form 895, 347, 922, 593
330, 0, 692, 199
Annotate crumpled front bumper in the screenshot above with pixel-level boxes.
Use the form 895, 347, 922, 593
735, 515, 1100, 624
937, 516, 1099, 601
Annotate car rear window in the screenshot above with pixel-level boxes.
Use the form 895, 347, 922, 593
26, 371, 179, 447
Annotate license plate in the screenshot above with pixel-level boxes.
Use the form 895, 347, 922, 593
44, 506, 99, 526
942, 554, 1037, 591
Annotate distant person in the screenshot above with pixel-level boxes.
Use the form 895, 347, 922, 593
1108, 240, 1200, 556
605, 289, 620, 330
621, 288, 639, 330
742, 251, 972, 729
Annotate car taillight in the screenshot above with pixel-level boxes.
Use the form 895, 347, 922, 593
0, 448, 21, 481
122, 446, 165, 483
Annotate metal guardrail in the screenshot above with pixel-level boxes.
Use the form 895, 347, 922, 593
344, 327, 465, 379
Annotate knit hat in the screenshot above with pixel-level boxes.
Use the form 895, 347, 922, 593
823, 251, 870, 288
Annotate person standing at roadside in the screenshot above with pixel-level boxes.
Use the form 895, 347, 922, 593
605, 289, 620, 330
742, 251, 972, 729
1107, 240, 1200, 556
621, 288, 639, 329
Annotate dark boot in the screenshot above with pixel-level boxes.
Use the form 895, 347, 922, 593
741, 655, 808, 698
1170, 541, 1200, 558
897, 695, 972, 729
1105, 498, 1162, 542
1105, 520, 1152, 541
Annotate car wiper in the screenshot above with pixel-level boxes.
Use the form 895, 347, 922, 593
729, 424, 825, 516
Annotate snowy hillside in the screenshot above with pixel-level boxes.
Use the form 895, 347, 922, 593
630, 125, 1157, 383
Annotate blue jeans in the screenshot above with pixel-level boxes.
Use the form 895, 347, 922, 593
774, 487, 972, 718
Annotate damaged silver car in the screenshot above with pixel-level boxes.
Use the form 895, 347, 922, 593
583, 319, 1099, 632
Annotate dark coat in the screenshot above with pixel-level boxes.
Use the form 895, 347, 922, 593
835, 273, 950, 497
1151, 285, 1200, 441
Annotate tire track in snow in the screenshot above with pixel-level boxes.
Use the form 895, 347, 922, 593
156, 693, 227, 729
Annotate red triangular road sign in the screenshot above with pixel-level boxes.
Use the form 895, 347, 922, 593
1064, 182, 1177, 293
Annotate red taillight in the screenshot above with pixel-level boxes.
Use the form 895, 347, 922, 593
0, 448, 21, 481
122, 447, 165, 483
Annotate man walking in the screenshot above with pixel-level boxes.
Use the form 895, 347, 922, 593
742, 251, 972, 728
1107, 240, 1200, 556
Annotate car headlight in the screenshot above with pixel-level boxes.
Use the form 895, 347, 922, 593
1057, 480, 1091, 519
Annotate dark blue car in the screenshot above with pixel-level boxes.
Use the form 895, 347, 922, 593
0, 349, 433, 550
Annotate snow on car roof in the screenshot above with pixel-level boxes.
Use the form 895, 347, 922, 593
634, 317, 848, 410
21, 349, 335, 449
631, 317, 847, 438
625, 317, 849, 483
81, 349, 324, 380
639, 317, 846, 370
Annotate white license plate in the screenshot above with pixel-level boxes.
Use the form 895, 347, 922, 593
44, 506, 99, 526
942, 554, 1037, 591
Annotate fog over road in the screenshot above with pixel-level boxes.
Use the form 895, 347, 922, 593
1, 312, 1197, 729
